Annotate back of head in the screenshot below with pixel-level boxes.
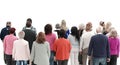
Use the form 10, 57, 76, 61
59, 29, 66, 38
71, 26, 78, 36
55, 23, 60, 29
109, 29, 117, 37
9, 27, 16, 34
78, 23, 85, 30
18, 31, 25, 39
96, 26, 103, 33
36, 32, 46, 43
44, 24, 52, 35
99, 21, 105, 26
85, 22, 92, 31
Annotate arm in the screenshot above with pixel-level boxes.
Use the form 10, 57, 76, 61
12, 41, 16, 59
3, 37, 6, 53
30, 42, 35, 62
47, 42, 50, 58
117, 38, 120, 57
80, 35, 84, 52
106, 38, 110, 62
88, 37, 93, 56
26, 42, 30, 60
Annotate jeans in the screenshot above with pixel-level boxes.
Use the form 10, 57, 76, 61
16, 60, 27, 65
50, 51, 54, 65
93, 57, 106, 65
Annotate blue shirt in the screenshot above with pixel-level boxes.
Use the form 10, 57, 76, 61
88, 34, 110, 58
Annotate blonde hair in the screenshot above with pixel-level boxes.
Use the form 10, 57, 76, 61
109, 29, 118, 37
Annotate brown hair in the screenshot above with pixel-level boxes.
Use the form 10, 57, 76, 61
36, 32, 46, 44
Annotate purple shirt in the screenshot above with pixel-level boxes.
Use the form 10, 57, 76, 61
3, 34, 18, 55
45, 33, 56, 51
108, 37, 120, 56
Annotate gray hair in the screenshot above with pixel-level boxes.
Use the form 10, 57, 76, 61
18, 31, 25, 39
96, 26, 103, 33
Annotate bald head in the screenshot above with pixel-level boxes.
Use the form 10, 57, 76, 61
96, 26, 103, 33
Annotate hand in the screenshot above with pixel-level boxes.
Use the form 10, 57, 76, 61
107, 58, 110, 62
54, 56, 56, 61
88, 56, 91, 60
80, 51, 82, 54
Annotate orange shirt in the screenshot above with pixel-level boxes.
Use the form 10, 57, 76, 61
53, 38, 71, 60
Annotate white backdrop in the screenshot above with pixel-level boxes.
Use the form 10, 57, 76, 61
0, 0, 120, 65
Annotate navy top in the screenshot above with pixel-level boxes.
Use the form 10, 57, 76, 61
88, 34, 110, 58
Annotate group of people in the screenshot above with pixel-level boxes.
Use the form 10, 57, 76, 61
0, 18, 119, 65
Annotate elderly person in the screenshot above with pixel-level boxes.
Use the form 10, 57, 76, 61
88, 27, 110, 65
12, 31, 30, 65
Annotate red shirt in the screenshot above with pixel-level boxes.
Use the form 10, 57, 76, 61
53, 38, 71, 60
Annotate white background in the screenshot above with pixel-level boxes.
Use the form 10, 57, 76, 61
0, 0, 120, 65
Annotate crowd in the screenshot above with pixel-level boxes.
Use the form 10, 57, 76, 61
0, 18, 119, 65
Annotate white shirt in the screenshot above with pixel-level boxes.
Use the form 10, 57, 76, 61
80, 31, 94, 52
12, 39, 30, 60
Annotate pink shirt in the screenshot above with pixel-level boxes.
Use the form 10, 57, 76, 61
3, 34, 18, 55
45, 33, 56, 51
12, 39, 30, 60
108, 37, 120, 56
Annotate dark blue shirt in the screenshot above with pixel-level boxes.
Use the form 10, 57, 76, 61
0, 26, 10, 40
88, 34, 110, 58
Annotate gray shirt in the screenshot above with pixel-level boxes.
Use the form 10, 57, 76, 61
31, 41, 50, 65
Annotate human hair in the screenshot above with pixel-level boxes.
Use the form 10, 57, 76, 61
59, 29, 66, 38
27, 18, 32, 23
36, 32, 46, 43
71, 26, 79, 41
109, 29, 118, 38
44, 24, 52, 35
96, 26, 103, 33
85, 22, 92, 31
9, 27, 16, 34
18, 31, 25, 39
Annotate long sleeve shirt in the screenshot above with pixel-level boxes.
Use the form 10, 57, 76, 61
88, 34, 110, 58
80, 31, 94, 51
108, 37, 120, 56
12, 39, 30, 60
3, 34, 18, 55
45, 33, 56, 51
53, 38, 71, 60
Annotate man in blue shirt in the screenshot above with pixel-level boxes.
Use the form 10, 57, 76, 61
88, 27, 110, 65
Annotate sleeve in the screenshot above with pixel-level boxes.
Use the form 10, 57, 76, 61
47, 42, 50, 58
69, 41, 72, 53
88, 37, 93, 56
80, 34, 84, 52
53, 40, 57, 56
30, 42, 35, 61
117, 38, 120, 56
106, 38, 110, 58
3, 36, 6, 53
12, 41, 16, 59
26, 42, 31, 60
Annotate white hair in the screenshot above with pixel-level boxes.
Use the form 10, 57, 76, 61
96, 26, 103, 33
18, 31, 25, 39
